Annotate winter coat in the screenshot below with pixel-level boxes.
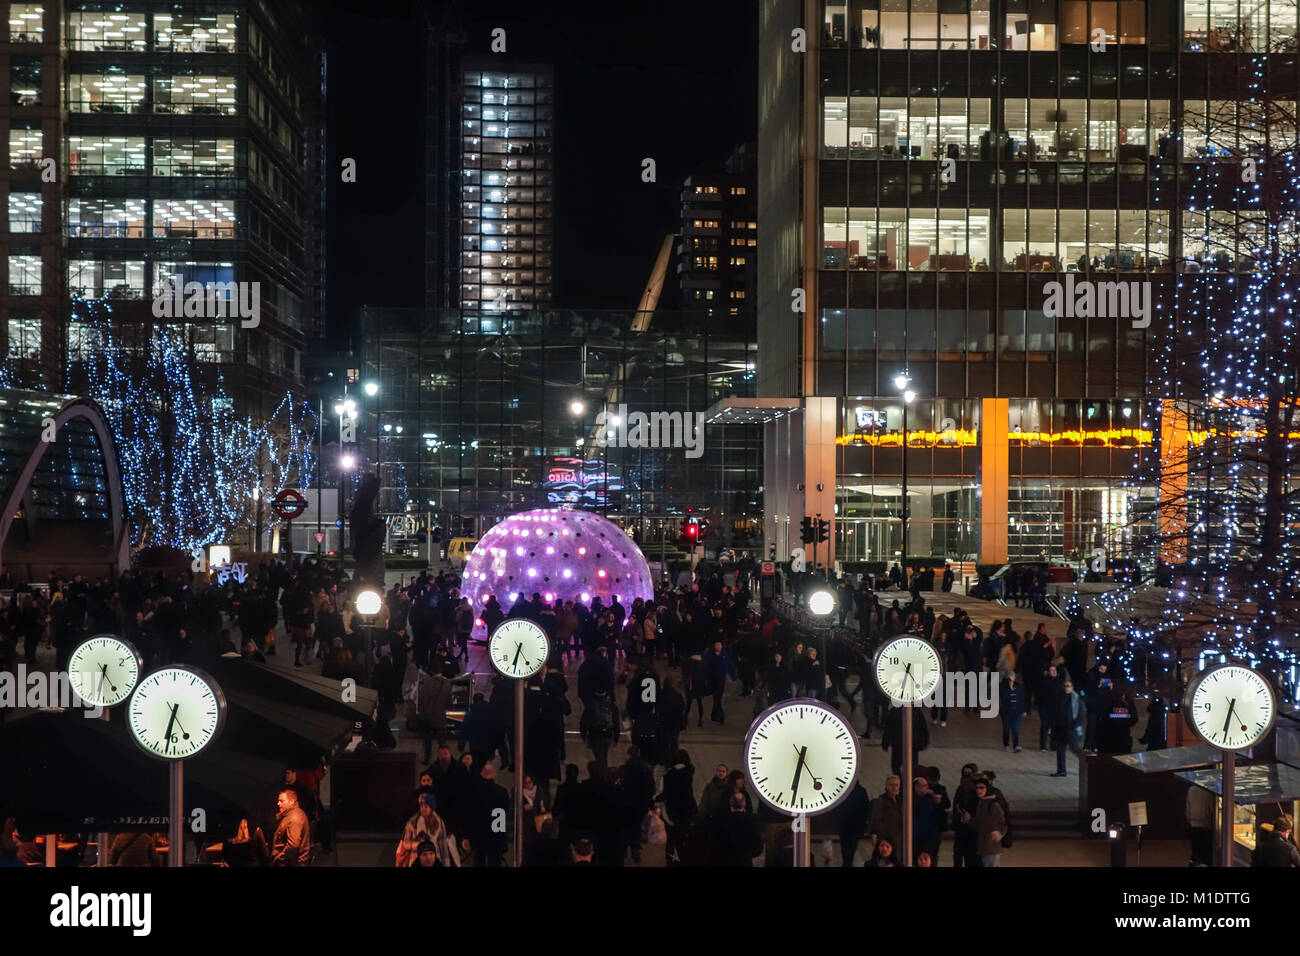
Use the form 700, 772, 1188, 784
870, 793, 904, 848
656, 763, 697, 828
1000, 680, 1026, 720
272, 806, 312, 866
974, 795, 1007, 856
1251, 825, 1300, 867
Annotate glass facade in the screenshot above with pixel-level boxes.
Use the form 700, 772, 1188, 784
757, 0, 1299, 567
0, 1, 321, 407
360, 309, 761, 547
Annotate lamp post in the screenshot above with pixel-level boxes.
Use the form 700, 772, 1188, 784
355, 588, 382, 689
335, 397, 358, 551
894, 374, 916, 578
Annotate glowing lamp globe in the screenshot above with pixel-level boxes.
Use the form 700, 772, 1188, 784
808, 590, 836, 616
355, 589, 382, 618
463, 509, 653, 629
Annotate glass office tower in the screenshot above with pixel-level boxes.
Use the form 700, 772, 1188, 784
0, 1, 323, 411
758, 0, 1298, 569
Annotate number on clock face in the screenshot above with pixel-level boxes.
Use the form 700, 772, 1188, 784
68, 635, 140, 708
1187, 665, 1276, 751
874, 636, 942, 703
127, 667, 224, 760
488, 619, 549, 679
744, 701, 860, 815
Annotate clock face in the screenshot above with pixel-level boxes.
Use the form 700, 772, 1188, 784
488, 619, 550, 679
1184, 664, 1277, 752
127, 667, 227, 760
744, 700, 860, 816
67, 635, 141, 708
873, 636, 943, 704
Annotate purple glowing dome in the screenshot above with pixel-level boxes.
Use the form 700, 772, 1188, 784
462, 509, 653, 626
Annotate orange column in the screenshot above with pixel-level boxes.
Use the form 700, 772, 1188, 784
979, 398, 1009, 565
1159, 400, 1189, 564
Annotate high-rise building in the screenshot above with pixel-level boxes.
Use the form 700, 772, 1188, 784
425, 47, 555, 312
676, 143, 757, 316
0, 1, 323, 411
754, 0, 1297, 571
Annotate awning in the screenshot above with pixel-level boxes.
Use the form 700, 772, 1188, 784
220, 688, 356, 766
1176, 762, 1300, 804
703, 397, 802, 426
1112, 743, 1223, 774
0, 711, 281, 833
208, 657, 376, 722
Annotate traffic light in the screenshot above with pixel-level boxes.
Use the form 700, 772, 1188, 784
683, 518, 701, 543
816, 517, 829, 543
799, 516, 815, 544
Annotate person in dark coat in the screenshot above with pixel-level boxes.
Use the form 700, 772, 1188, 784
657, 678, 687, 760
1251, 816, 1300, 867
655, 750, 696, 867
1138, 694, 1167, 751
468, 764, 511, 867
836, 780, 871, 866
882, 704, 930, 775
713, 792, 762, 866
1000, 671, 1026, 751
457, 693, 496, 772
1062, 626, 1089, 686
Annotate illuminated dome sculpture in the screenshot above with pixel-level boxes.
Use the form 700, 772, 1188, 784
462, 509, 654, 628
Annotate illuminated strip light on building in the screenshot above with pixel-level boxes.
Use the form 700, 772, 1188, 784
837, 428, 978, 447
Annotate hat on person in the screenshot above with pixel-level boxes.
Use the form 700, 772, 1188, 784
419, 793, 436, 810
416, 840, 437, 854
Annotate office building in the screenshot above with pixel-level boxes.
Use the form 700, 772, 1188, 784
0, 0, 323, 411
675, 143, 757, 316
753, 0, 1294, 569
426, 50, 555, 312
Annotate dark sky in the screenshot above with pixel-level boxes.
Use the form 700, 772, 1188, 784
323, 0, 757, 345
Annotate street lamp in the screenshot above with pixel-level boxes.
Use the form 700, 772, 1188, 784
569, 400, 584, 416
895, 374, 915, 580
808, 589, 836, 617
355, 588, 382, 686
363, 381, 379, 397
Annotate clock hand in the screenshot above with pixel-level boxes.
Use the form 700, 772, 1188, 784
1222, 698, 1237, 738
96, 664, 109, 699
793, 744, 823, 789
512, 643, 522, 668
163, 703, 178, 754
790, 745, 808, 802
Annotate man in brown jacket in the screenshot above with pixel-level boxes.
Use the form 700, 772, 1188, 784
973, 777, 1007, 867
272, 788, 312, 866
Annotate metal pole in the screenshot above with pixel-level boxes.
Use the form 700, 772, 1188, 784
902, 702, 913, 866
1220, 749, 1235, 867
317, 398, 323, 555
901, 401, 909, 577
44, 833, 56, 867
169, 761, 183, 868
513, 677, 525, 867
792, 815, 811, 867
99, 707, 111, 867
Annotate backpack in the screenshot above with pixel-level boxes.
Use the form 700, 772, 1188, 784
592, 699, 616, 736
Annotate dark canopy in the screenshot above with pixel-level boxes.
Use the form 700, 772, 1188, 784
0, 712, 281, 834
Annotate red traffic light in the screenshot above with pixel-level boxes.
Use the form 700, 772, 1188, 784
685, 522, 699, 540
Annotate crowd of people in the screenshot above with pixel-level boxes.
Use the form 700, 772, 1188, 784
3, 553, 1295, 868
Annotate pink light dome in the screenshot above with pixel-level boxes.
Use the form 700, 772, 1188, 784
463, 508, 654, 629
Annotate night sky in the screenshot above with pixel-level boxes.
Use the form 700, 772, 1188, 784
323, 0, 758, 345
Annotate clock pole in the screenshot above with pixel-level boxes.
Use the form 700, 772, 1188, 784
902, 702, 913, 867
169, 761, 184, 868
99, 706, 111, 867
514, 676, 525, 868
793, 814, 810, 867
1219, 749, 1235, 867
